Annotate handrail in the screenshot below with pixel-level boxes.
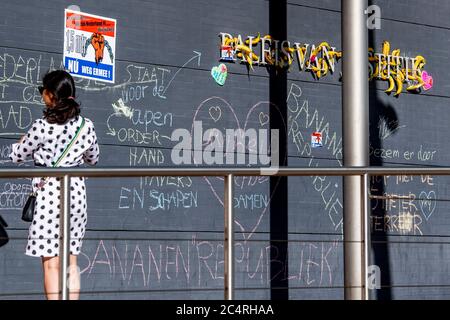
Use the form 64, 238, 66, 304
2, 166, 450, 177
1, 166, 449, 300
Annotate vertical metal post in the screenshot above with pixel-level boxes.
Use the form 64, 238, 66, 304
362, 173, 370, 300
60, 175, 71, 300
342, 0, 369, 300
224, 174, 234, 300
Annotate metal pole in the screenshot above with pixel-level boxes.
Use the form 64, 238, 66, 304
342, 0, 369, 300
362, 173, 370, 300
60, 175, 71, 300
224, 174, 234, 300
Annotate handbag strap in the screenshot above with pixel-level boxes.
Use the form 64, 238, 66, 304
36, 117, 85, 190
52, 117, 85, 167
0, 215, 7, 228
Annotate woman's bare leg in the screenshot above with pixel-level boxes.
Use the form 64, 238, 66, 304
42, 255, 80, 300
69, 255, 80, 300
42, 256, 60, 300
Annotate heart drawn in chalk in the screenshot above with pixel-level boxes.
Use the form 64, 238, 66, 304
209, 106, 222, 122
259, 112, 269, 126
192, 98, 287, 241
419, 191, 437, 221
211, 63, 228, 86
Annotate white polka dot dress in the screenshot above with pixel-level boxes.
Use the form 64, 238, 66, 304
10, 116, 99, 258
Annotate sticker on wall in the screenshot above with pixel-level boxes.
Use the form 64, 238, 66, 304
211, 63, 228, 86
221, 45, 235, 62
64, 9, 117, 83
421, 71, 434, 91
311, 132, 323, 148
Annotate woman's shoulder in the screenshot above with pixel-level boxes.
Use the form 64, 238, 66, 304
31, 117, 47, 128
79, 117, 97, 135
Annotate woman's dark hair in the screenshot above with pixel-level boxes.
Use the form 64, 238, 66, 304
40, 70, 81, 125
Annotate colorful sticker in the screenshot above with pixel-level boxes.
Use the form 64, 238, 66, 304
220, 45, 235, 62
211, 64, 228, 86
64, 9, 117, 83
421, 71, 434, 91
311, 132, 323, 148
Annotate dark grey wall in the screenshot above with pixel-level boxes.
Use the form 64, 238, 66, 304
0, 0, 449, 300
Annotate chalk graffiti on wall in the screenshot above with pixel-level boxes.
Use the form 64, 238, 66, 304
287, 84, 343, 233
287, 83, 440, 236
188, 96, 286, 241
106, 98, 173, 147
80, 239, 341, 289
370, 175, 437, 235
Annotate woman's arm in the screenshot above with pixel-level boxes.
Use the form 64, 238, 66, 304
83, 122, 100, 166
9, 119, 43, 163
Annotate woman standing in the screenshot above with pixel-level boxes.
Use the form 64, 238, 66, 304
10, 70, 99, 300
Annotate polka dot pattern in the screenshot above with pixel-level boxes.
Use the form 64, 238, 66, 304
25, 177, 88, 257
9, 116, 99, 258
9, 117, 100, 167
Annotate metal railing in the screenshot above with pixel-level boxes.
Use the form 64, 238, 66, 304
2, 166, 450, 300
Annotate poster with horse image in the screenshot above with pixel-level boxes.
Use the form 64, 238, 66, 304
63, 9, 116, 83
